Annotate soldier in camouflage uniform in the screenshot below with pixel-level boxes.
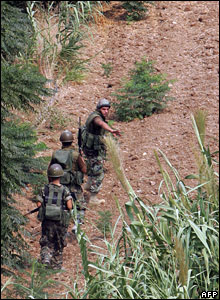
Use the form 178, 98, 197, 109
82, 99, 121, 204
48, 130, 87, 233
36, 164, 73, 270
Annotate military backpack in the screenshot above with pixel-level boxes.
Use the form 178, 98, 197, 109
52, 149, 83, 186
37, 184, 70, 227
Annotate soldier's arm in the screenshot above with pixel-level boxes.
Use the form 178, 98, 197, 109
93, 117, 121, 137
77, 154, 87, 174
36, 189, 44, 207
64, 189, 73, 210
66, 199, 73, 210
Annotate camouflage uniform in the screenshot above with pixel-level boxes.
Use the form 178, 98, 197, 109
51, 145, 86, 213
83, 110, 107, 193
85, 155, 105, 193
37, 183, 72, 269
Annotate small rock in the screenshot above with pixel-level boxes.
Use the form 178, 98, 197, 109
131, 155, 138, 161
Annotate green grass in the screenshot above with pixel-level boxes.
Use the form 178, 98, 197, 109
2, 110, 218, 299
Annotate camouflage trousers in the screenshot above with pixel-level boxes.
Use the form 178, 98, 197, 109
85, 155, 105, 194
68, 184, 86, 210
39, 219, 68, 269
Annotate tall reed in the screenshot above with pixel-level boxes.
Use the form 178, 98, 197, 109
3, 111, 218, 299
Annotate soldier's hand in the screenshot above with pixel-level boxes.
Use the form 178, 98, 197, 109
111, 129, 121, 137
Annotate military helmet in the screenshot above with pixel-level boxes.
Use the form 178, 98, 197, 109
59, 130, 73, 143
47, 164, 64, 177
96, 98, 111, 110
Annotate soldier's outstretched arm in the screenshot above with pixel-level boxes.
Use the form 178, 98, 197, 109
94, 117, 121, 137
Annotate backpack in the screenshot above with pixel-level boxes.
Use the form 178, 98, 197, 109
52, 149, 84, 186
52, 149, 74, 185
37, 184, 70, 226
44, 184, 65, 220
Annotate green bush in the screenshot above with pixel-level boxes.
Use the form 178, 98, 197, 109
121, 1, 153, 21
101, 62, 113, 78
112, 58, 175, 121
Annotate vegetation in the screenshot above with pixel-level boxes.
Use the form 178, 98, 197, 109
1, 1, 52, 274
1, 0, 106, 277
26, 1, 103, 84
101, 62, 113, 78
112, 58, 175, 121
2, 111, 219, 298
95, 210, 113, 236
121, 1, 153, 21
1, 1, 218, 299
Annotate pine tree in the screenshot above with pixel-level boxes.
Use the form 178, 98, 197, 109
1, 1, 53, 274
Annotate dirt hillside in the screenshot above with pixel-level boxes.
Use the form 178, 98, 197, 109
3, 1, 219, 296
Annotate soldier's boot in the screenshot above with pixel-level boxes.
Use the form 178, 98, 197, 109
84, 177, 92, 191
89, 192, 105, 205
41, 254, 51, 267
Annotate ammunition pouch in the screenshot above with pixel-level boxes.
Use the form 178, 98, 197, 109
45, 204, 61, 221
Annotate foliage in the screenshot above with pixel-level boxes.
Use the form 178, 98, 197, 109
121, 1, 153, 21
95, 210, 113, 236
1, 1, 51, 274
112, 58, 175, 122
101, 62, 113, 78
83, 111, 218, 299
26, 1, 104, 83
1, 63, 53, 121
1, 1, 33, 62
46, 106, 72, 130
2, 112, 218, 298
1, 260, 63, 299
1, 121, 48, 273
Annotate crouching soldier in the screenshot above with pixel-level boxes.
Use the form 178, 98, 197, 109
36, 163, 73, 270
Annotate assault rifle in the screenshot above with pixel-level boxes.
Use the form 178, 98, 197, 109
24, 207, 40, 217
78, 117, 82, 155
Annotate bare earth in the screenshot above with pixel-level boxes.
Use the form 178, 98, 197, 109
3, 1, 219, 296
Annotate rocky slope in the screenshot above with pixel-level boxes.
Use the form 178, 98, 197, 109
2, 1, 219, 297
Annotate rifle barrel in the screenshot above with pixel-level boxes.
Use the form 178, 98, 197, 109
24, 207, 39, 216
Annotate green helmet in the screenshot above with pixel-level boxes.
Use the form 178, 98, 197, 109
47, 164, 64, 177
60, 130, 73, 143
96, 98, 111, 110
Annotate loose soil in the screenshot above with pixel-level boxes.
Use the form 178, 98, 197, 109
2, 1, 219, 298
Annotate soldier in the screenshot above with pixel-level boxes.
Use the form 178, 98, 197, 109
82, 98, 121, 205
36, 164, 73, 270
48, 130, 87, 233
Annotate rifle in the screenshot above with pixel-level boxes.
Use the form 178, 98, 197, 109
24, 207, 40, 217
78, 117, 82, 155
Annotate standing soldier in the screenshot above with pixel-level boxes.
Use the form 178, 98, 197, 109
48, 130, 87, 232
82, 98, 121, 205
36, 164, 73, 270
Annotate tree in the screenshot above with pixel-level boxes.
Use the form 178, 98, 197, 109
1, 1, 52, 274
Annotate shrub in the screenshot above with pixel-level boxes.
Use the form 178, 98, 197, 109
101, 62, 113, 78
121, 1, 153, 21
112, 58, 175, 121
